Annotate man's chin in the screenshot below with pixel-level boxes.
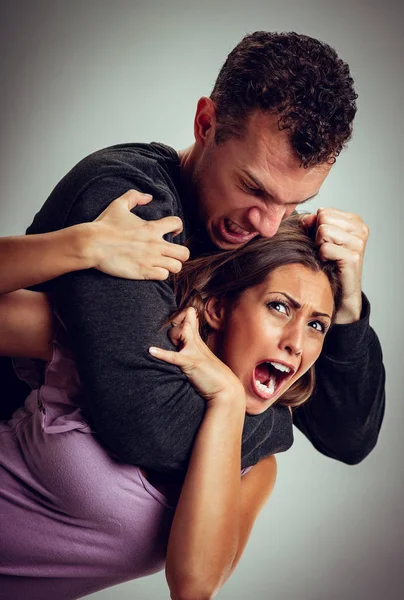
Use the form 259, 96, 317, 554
212, 237, 244, 250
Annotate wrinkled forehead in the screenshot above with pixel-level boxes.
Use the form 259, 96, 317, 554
253, 264, 335, 314
226, 113, 331, 202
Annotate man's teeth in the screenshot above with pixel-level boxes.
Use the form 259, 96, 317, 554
255, 376, 276, 395
226, 220, 249, 235
269, 361, 291, 373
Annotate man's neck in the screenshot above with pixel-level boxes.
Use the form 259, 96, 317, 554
177, 144, 195, 199
177, 144, 199, 231
176, 144, 216, 257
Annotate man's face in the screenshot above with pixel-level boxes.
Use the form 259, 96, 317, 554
192, 108, 332, 250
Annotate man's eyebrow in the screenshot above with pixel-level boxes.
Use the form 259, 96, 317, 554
297, 192, 319, 206
270, 291, 332, 320
241, 169, 319, 205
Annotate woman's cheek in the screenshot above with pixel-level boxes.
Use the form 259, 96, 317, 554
306, 339, 325, 368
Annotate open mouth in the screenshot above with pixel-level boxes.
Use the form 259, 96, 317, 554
251, 360, 295, 401
218, 218, 258, 245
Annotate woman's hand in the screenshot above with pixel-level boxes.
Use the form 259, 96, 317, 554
87, 189, 190, 280
149, 307, 246, 406
0, 190, 189, 297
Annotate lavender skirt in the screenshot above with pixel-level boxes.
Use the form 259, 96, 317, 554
0, 317, 176, 599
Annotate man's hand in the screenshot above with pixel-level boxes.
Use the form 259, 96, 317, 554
88, 189, 190, 280
301, 208, 369, 324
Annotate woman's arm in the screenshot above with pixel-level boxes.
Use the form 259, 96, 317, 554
149, 309, 278, 600
167, 412, 277, 600
228, 454, 277, 577
166, 398, 245, 600
0, 226, 95, 297
0, 189, 188, 296
0, 189, 189, 360
0, 290, 53, 360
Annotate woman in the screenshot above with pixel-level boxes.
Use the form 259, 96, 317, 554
0, 198, 340, 599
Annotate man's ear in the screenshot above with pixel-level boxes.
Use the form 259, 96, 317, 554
194, 97, 217, 146
204, 296, 226, 331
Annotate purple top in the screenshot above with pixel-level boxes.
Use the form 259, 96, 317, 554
0, 316, 177, 599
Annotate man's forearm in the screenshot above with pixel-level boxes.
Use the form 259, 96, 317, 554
293, 298, 385, 464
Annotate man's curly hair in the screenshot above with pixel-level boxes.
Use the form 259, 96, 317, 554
210, 31, 358, 167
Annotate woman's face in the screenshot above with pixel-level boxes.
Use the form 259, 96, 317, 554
210, 263, 335, 414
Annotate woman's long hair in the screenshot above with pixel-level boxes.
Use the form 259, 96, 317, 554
171, 214, 342, 409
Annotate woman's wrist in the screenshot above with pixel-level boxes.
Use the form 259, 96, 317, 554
207, 386, 246, 414
70, 222, 101, 271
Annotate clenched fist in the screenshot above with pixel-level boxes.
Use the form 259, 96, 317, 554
301, 208, 369, 324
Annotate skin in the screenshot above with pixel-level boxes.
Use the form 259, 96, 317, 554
302, 207, 367, 323
179, 97, 369, 324
206, 263, 335, 414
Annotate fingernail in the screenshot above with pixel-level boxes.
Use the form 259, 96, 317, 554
140, 192, 153, 198
149, 346, 159, 355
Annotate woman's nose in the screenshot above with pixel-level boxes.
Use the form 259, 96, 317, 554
280, 323, 304, 356
247, 205, 286, 238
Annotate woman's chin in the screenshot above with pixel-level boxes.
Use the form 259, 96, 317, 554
245, 396, 278, 415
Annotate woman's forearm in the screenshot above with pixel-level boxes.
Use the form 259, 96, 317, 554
166, 397, 245, 600
0, 225, 94, 296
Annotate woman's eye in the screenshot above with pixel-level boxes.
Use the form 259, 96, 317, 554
309, 320, 325, 333
268, 301, 288, 315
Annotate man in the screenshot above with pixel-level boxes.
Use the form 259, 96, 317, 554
23, 31, 384, 471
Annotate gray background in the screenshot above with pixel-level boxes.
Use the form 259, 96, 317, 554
1, 1, 403, 598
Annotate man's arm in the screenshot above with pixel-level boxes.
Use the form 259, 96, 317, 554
27, 168, 292, 472
31, 174, 205, 471
293, 208, 385, 463
293, 294, 385, 464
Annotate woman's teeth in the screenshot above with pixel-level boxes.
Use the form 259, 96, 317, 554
255, 375, 276, 395
269, 361, 291, 374
253, 362, 292, 399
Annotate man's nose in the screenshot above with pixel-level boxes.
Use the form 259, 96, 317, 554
247, 205, 286, 238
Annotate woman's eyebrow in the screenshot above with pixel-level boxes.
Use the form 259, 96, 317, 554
271, 291, 301, 309
311, 310, 332, 320
270, 291, 332, 320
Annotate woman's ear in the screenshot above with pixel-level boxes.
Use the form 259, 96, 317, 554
204, 296, 226, 332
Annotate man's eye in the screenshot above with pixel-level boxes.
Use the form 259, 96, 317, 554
242, 182, 262, 196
